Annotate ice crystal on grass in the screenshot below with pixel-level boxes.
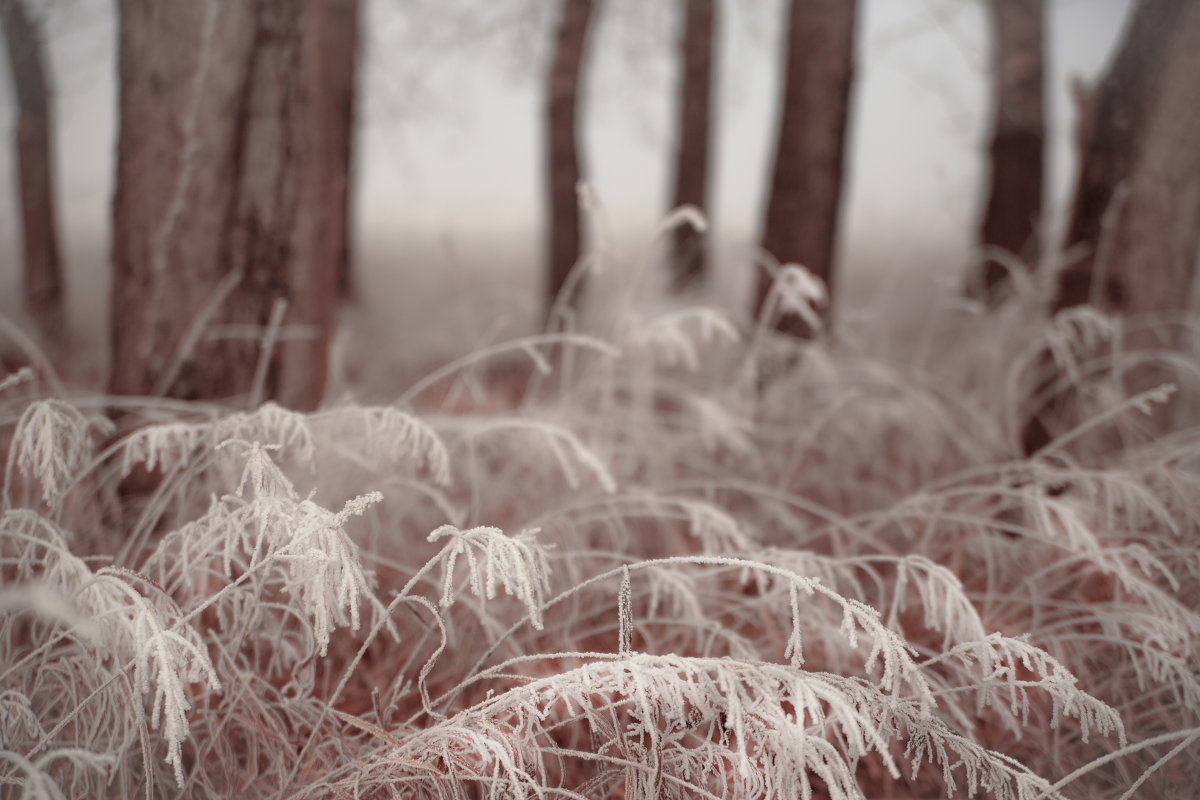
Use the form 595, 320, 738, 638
427, 525, 552, 630
167, 450, 390, 656
0, 366, 34, 395
463, 416, 617, 494
214, 402, 316, 465
374, 654, 1088, 800
626, 307, 740, 372
937, 632, 1126, 745
1, 513, 221, 786
118, 420, 209, 476
89, 574, 223, 784
618, 565, 634, 654
8, 399, 112, 507
759, 263, 828, 334
341, 405, 452, 486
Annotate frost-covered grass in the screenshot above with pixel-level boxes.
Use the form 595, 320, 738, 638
1, 247, 1198, 798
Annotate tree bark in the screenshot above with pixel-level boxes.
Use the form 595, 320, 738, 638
972, 0, 1044, 305
1022, 0, 1200, 454
109, 0, 359, 411
668, 0, 716, 292
755, 0, 857, 337
0, 0, 65, 346
1053, 0, 1200, 318
544, 0, 596, 325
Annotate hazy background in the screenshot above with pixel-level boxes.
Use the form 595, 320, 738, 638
0, 0, 1132, 383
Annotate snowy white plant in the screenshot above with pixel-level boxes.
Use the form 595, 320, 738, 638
1040, 305, 1119, 383
625, 307, 740, 372
161, 440, 392, 657
0, 366, 34, 395
314, 405, 452, 486
6, 399, 113, 507
214, 402, 317, 464
0, 509, 220, 786
457, 415, 617, 494
84, 569, 222, 784
426, 524, 552, 630
758, 263, 828, 334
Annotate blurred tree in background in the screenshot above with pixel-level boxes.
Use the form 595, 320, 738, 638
1053, 0, 1200, 319
8, 0, 1198, 417
109, 0, 358, 411
972, 0, 1044, 306
667, 0, 716, 292
1022, 0, 1200, 454
0, 0, 64, 348
544, 0, 597, 326
754, 0, 858, 338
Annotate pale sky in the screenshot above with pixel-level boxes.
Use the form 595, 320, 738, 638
0, 0, 1133, 323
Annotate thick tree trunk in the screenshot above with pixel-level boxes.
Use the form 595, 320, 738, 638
668, 0, 716, 292
1022, 0, 1200, 454
972, 0, 1044, 304
1054, 0, 1200, 318
755, 0, 857, 337
544, 0, 595, 325
109, 0, 359, 410
0, 0, 65, 345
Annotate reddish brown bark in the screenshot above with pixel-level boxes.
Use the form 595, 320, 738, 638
1022, 0, 1200, 454
109, 0, 359, 410
972, 0, 1044, 304
755, 0, 857, 337
668, 0, 716, 291
1053, 0, 1200, 317
0, 0, 65, 345
544, 0, 596, 325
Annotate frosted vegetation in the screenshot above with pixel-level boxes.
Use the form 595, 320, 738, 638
1, 224, 1198, 798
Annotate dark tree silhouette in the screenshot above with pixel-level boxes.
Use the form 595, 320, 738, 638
667, 0, 716, 292
544, 0, 597, 325
1022, 0, 1200, 454
755, 0, 857, 337
109, 0, 359, 411
971, 0, 1044, 305
1053, 0, 1200, 318
0, 0, 64, 346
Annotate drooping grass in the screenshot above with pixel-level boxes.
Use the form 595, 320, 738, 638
0, 248, 1197, 799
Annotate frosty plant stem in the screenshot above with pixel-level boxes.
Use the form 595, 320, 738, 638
395, 332, 620, 407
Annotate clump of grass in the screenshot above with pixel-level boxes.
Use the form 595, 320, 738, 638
0, 245, 1197, 799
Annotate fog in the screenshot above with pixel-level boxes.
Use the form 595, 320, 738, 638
0, 0, 1131, 376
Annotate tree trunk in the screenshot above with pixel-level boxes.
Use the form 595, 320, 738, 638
1054, 0, 1200, 318
668, 0, 716, 292
0, 0, 65, 346
755, 0, 857, 337
971, 0, 1044, 305
544, 0, 596, 325
1021, 0, 1200, 454
109, 0, 359, 411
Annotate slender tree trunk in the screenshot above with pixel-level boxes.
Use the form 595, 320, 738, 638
1022, 0, 1200, 454
668, 0, 716, 292
544, 0, 596, 325
755, 0, 857, 337
109, 0, 359, 411
332, 3, 360, 303
971, 0, 1044, 304
0, 0, 65, 346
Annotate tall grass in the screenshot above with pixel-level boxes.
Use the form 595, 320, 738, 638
0, 243, 1197, 798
